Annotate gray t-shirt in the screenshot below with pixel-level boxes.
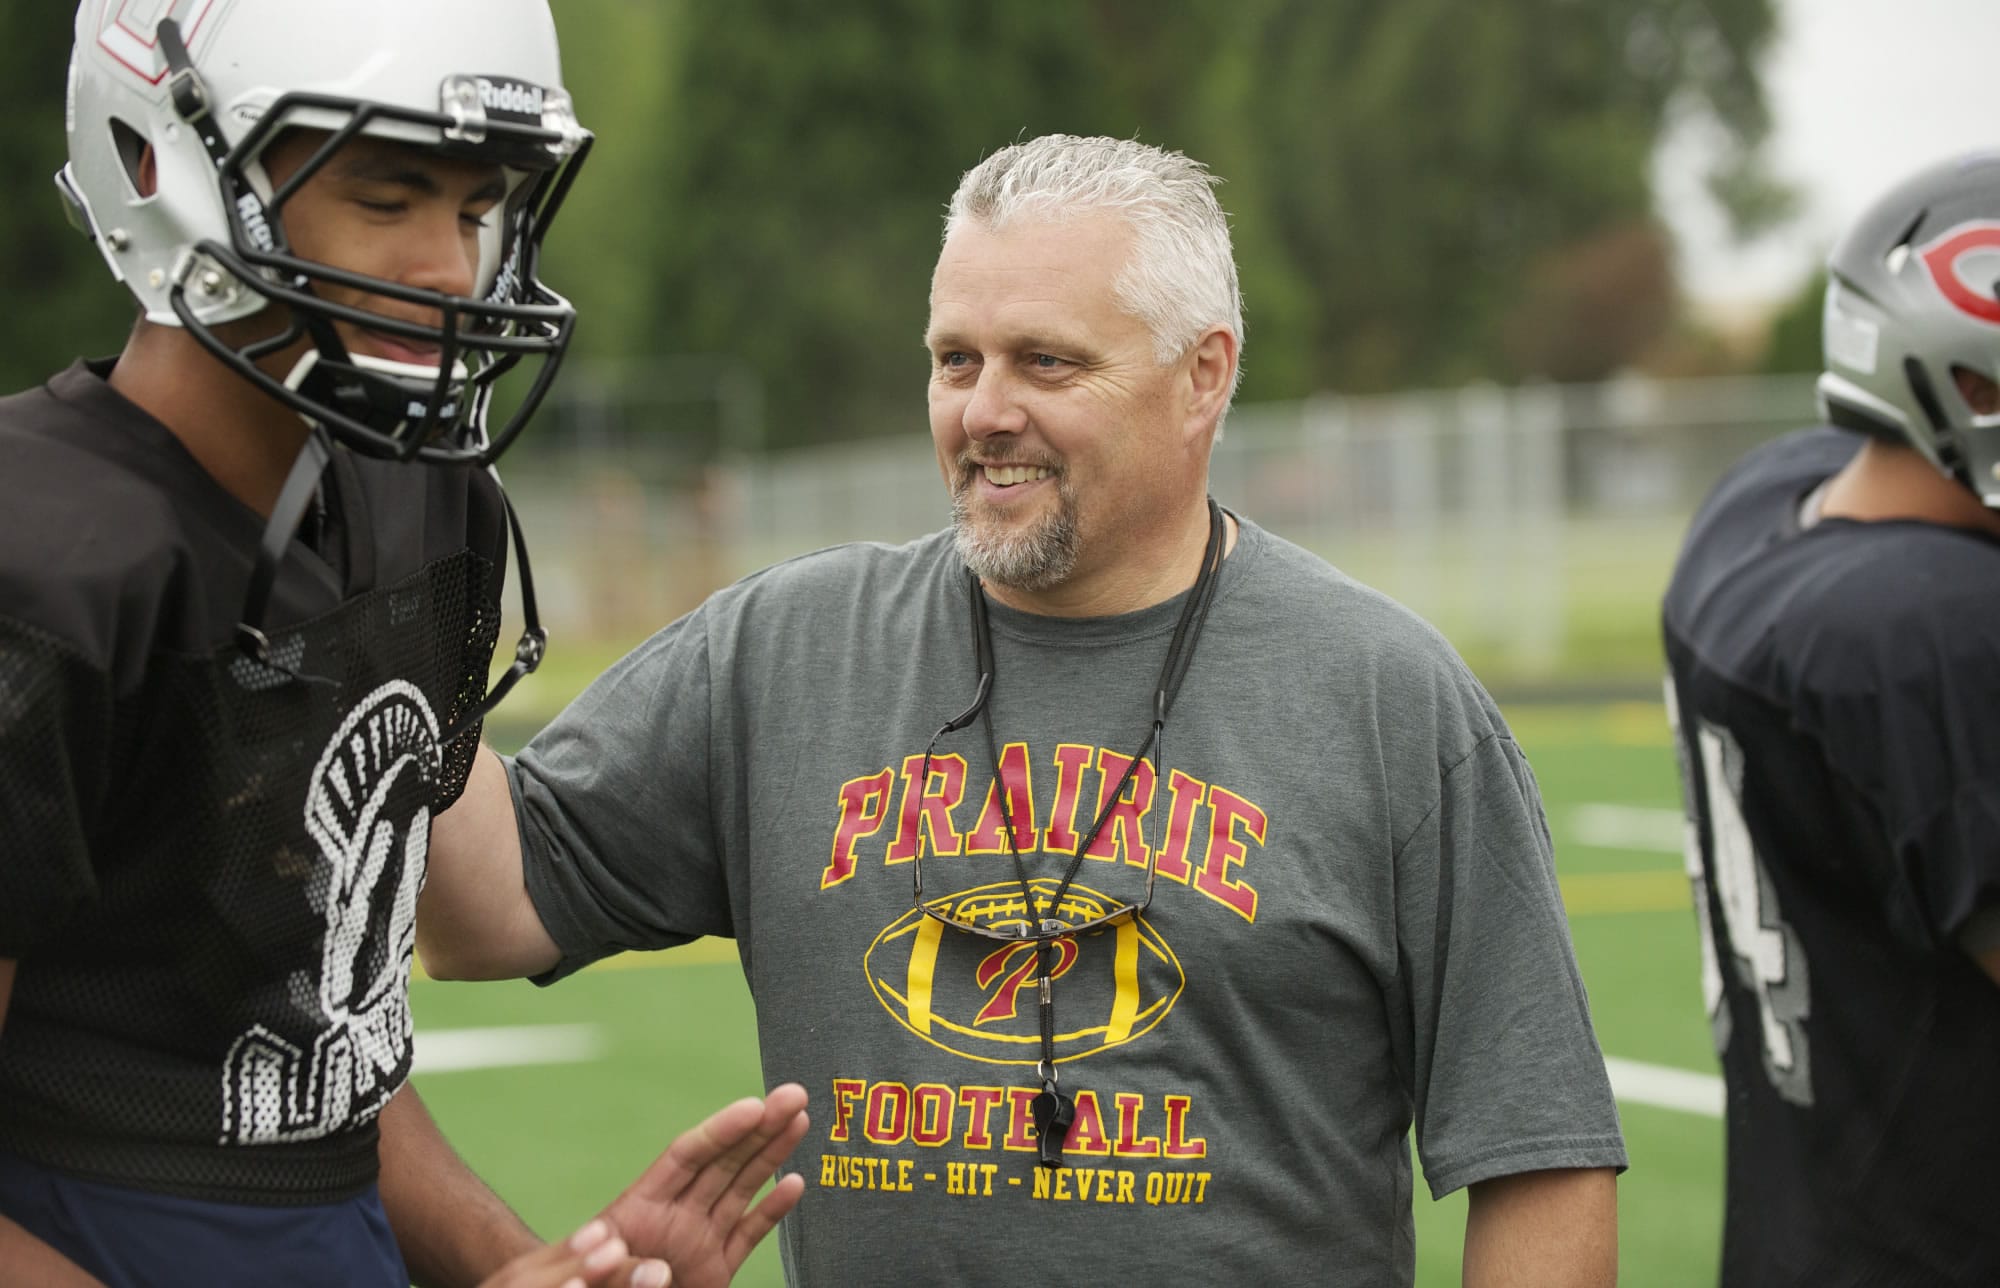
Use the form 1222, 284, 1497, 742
511, 517, 1627, 1286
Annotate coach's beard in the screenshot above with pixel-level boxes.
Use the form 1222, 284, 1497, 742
950, 457, 1080, 592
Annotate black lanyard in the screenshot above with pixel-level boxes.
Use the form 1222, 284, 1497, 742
938, 497, 1225, 1166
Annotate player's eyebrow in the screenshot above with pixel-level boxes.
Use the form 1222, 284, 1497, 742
333, 151, 507, 205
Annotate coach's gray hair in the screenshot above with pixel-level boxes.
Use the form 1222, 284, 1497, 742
944, 135, 1244, 407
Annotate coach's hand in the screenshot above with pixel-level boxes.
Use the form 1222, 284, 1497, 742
478, 1217, 667, 1288
599, 1084, 811, 1288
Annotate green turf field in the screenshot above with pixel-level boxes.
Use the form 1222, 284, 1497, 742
410, 700, 1723, 1286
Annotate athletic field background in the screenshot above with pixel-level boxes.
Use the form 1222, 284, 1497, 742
410, 698, 1721, 1285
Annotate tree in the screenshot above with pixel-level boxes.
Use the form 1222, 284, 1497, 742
628, 0, 1232, 449
1, 11, 138, 393
4, 1, 1785, 444
1759, 269, 1826, 376
541, 0, 692, 364
1219, 0, 1783, 393
618, 0, 1783, 446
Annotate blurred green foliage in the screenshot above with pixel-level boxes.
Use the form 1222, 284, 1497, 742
1759, 268, 1825, 375
2, 11, 137, 387
8, 0, 1782, 444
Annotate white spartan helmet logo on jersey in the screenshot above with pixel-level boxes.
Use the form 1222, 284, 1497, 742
221, 681, 440, 1145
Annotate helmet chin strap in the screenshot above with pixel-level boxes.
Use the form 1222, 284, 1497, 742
282, 346, 472, 456
235, 426, 338, 687
231, 409, 548, 751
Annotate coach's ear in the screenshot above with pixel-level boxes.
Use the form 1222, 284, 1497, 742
1182, 324, 1236, 442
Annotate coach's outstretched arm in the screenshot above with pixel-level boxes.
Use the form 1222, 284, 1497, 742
415, 749, 813, 1287
381, 1079, 810, 1288
419, 746, 562, 980
1463, 1166, 1618, 1287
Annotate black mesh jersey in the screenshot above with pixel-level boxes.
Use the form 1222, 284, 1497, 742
1662, 425, 2000, 1286
0, 361, 505, 1205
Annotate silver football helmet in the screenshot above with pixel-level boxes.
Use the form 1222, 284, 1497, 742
1818, 151, 2000, 507
59, 0, 592, 464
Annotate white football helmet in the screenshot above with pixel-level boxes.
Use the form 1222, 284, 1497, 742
1818, 151, 2000, 507
59, 0, 592, 464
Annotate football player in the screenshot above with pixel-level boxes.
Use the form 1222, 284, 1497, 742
1664, 152, 2000, 1284
0, 4, 804, 1285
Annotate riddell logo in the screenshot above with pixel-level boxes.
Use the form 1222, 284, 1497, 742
485, 243, 523, 306
476, 77, 544, 118
236, 193, 275, 253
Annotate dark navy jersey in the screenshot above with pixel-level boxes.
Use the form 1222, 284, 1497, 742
0, 1152, 406, 1288
0, 361, 505, 1206
1662, 425, 2000, 1286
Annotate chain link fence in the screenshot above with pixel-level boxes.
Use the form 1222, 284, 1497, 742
496, 370, 1819, 699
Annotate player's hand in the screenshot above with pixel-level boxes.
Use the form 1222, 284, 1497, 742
476, 1217, 669, 1288
598, 1084, 811, 1288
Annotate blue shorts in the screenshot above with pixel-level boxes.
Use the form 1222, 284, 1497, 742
0, 1151, 407, 1288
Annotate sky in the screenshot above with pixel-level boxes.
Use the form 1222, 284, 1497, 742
1657, 0, 2000, 322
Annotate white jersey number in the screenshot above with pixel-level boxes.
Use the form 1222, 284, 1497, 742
1666, 676, 1813, 1107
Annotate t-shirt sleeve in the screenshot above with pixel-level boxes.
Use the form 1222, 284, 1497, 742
0, 615, 111, 957
1396, 731, 1628, 1198
512, 607, 733, 982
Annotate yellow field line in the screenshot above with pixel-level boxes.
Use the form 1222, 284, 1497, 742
413, 937, 738, 982
1559, 870, 1689, 917
413, 871, 1690, 983
585, 877, 1691, 976
1503, 700, 1671, 749
582, 939, 743, 971
547, 873, 1691, 979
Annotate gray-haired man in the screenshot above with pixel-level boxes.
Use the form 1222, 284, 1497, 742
420, 134, 1626, 1286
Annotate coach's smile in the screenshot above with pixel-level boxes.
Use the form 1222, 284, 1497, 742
957, 455, 1061, 508
984, 464, 1053, 487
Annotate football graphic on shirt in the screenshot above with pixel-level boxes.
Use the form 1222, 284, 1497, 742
865, 878, 1185, 1065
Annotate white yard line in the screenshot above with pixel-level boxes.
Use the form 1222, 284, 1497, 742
412, 1020, 1724, 1123
412, 1023, 604, 1074
1569, 803, 1685, 854
1604, 1055, 1723, 1118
